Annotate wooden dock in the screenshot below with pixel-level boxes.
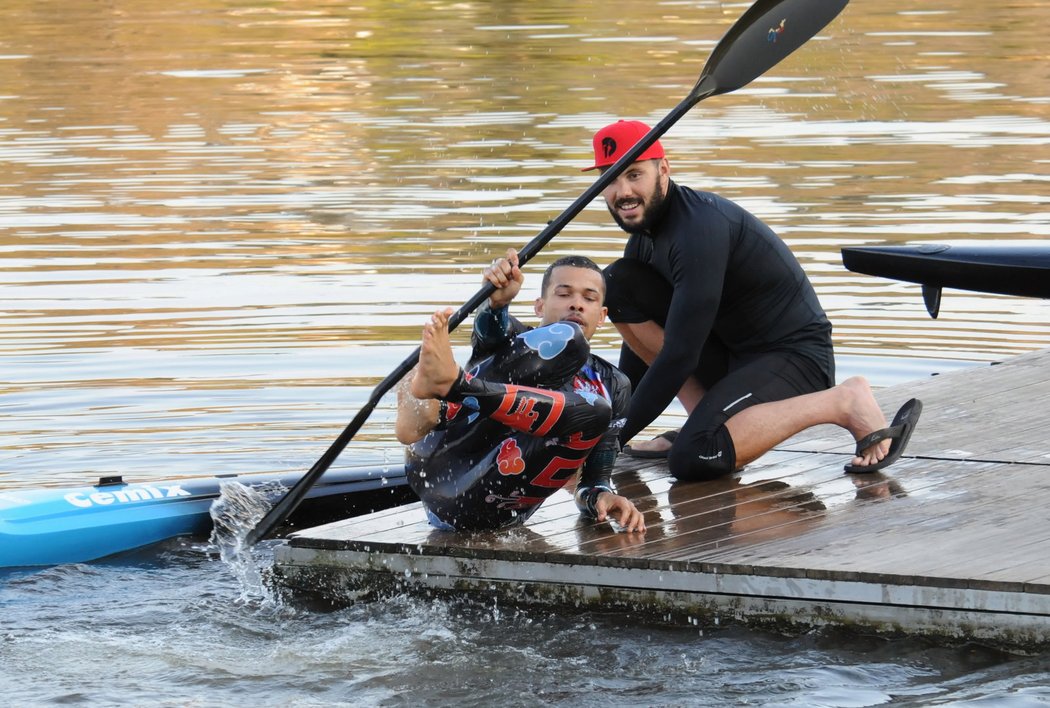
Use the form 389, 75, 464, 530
273, 347, 1050, 650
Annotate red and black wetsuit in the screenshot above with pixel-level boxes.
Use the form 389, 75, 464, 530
405, 303, 631, 531
604, 181, 834, 480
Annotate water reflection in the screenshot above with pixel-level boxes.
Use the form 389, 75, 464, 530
572, 470, 828, 556
568, 463, 912, 558
850, 470, 907, 502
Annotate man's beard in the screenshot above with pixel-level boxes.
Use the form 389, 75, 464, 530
607, 178, 668, 235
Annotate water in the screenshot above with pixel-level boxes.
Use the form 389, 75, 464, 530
4, 541, 1050, 706
209, 480, 283, 604
2, 0, 1050, 703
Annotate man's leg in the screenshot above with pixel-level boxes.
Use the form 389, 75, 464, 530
394, 307, 454, 444
669, 352, 893, 480
395, 374, 441, 445
410, 307, 460, 399
726, 376, 890, 468
408, 309, 601, 437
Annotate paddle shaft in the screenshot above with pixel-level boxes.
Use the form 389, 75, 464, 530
247, 0, 849, 544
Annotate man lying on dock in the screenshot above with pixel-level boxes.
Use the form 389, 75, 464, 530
396, 250, 645, 534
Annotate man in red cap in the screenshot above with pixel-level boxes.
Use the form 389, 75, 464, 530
586, 119, 922, 479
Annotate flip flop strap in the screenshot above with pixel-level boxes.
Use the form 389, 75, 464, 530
852, 423, 905, 455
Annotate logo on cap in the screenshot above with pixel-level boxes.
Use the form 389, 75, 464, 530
601, 137, 617, 160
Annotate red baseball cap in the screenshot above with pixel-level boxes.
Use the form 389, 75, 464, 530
582, 119, 665, 172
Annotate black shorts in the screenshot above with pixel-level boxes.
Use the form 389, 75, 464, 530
604, 257, 834, 479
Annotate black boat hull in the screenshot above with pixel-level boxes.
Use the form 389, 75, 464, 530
841, 243, 1050, 317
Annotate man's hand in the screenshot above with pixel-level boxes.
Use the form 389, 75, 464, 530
483, 247, 524, 310
595, 492, 646, 533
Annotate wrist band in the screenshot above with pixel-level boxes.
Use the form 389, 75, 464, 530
585, 485, 615, 516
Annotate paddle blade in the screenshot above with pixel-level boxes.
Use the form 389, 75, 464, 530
696, 0, 848, 98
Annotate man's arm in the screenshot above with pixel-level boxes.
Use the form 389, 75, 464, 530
575, 362, 645, 532
575, 476, 645, 533
472, 301, 514, 351
620, 219, 730, 444
484, 247, 523, 309
473, 247, 527, 352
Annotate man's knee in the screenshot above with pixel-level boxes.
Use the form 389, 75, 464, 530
603, 259, 669, 324
490, 321, 589, 388
577, 397, 612, 440
667, 426, 737, 481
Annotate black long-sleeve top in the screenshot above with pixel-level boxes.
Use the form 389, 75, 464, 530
619, 181, 832, 444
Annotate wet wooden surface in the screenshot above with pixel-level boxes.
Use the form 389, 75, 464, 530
274, 347, 1050, 647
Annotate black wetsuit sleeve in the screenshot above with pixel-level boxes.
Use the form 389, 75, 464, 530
575, 359, 632, 516
471, 301, 527, 358
620, 214, 731, 444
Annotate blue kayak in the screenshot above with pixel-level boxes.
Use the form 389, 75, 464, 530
0, 465, 411, 568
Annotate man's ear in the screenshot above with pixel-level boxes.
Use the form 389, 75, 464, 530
534, 297, 544, 318
598, 306, 608, 327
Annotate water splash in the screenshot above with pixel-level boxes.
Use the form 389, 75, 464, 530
208, 480, 282, 606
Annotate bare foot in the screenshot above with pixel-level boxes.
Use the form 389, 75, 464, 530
627, 432, 675, 454
410, 307, 460, 400
840, 376, 890, 467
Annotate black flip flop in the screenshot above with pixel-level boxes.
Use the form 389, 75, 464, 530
623, 430, 679, 459
844, 398, 923, 473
